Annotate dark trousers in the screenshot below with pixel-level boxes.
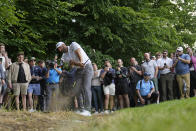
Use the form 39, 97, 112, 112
39, 80, 47, 111
91, 86, 103, 112
160, 73, 173, 101
190, 71, 196, 97
141, 92, 158, 105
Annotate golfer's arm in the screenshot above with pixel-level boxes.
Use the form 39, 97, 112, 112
75, 49, 83, 64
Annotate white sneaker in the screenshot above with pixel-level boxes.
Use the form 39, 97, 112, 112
93, 111, 99, 115
79, 110, 91, 117
75, 110, 81, 114
157, 100, 160, 104
28, 108, 35, 113
100, 111, 104, 115
104, 110, 110, 114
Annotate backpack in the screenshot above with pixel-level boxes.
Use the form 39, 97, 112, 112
139, 80, 153, 88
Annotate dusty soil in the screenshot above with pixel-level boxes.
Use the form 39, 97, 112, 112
0, 110, 94, 131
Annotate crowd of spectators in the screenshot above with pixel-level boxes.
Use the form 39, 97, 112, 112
0, 42, 196, 116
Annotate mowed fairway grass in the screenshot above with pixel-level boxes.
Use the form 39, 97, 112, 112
83, 97, 196, 131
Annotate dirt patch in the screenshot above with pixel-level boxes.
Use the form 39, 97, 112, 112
0, 110, 93, 131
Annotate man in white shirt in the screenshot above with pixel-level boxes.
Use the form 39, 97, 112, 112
56, 41, 93, 116
157, 50, 173, 101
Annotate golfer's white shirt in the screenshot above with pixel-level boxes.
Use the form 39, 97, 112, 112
61, 42, 90, 68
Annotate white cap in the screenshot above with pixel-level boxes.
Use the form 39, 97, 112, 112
56, 42, 65, 49
177, 47, 183, 51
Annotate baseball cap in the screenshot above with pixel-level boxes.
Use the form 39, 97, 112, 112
56, 42, 64, 49
30, 57, 36, 61
144, 72, 151, 76
177, 47, 183, 52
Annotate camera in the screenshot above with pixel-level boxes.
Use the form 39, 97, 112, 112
46, 60, 55, 69
176, 54, 179, 58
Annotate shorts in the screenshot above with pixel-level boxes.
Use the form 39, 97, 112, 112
13, 83, 28, 96
6, 87, 13, 95
28, 84, 41, 95
103, 83, 115, 96
116, 82, 129, 95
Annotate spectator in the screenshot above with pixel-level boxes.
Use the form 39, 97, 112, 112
0, 44, 9, 108
56, 41, 93, 116
115, 59, 130, 109
136, 72, 158, 105
157, 50, 173, 101
186, 47, 196, 97
27, 57, 42, 112
91, 63, 103, 114
8, 52, 31, 110
128, 57, 142, 106
141, 53, 159, 104
46, 61, 62, 111
151, 56, 156, 60
100, 60, 115, 114
24, 57, 28, 64
0, 59, 5, 108
173, 47, 191, 99
38, 60, 48, 111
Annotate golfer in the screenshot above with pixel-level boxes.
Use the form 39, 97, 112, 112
56, 41, 93, 116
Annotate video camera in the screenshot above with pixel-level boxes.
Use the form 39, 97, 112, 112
45, 60, 55, 69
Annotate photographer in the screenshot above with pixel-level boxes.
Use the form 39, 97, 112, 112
173, 47, 191, 99
100, 60, 115, 114
45, 61, 62, 111
115, 59, 130, 109
128, 57, 142, 106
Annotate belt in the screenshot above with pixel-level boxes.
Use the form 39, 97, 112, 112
48, 83, 59, 85
160, 72, 171, 76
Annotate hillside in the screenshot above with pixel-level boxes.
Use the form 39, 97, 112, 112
0, 98, 196, 131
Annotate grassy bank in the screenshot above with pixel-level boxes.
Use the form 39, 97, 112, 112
0, 98, 196, 131
82, 98, 196, 131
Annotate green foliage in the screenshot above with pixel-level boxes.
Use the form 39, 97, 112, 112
0, 0, 195, 65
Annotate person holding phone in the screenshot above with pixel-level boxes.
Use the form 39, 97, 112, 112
173, 47, 191, 99
157, 50, 173, 101
56, 41, 93, 116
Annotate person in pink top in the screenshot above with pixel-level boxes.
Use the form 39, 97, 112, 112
187, 47, 196, 97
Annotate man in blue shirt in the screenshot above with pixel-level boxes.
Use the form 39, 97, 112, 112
28, 57, 42, 112
173, 47, 191, 99
46, 61, 62, 111
136, 72, 158, 105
